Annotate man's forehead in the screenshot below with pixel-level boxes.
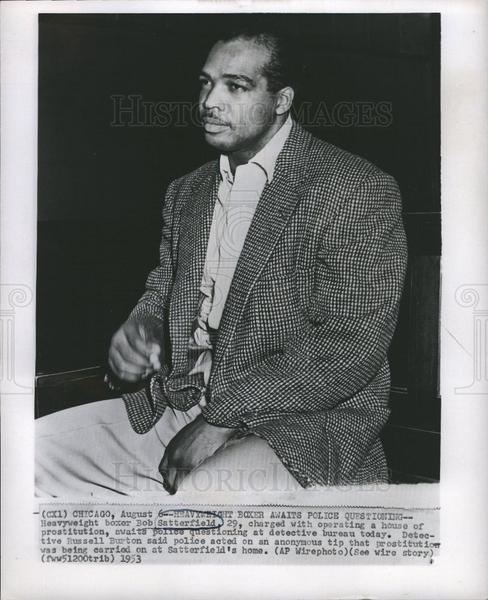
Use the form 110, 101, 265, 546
202, 38, 270, 79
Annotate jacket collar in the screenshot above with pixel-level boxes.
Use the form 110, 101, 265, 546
219, 113, 293, 185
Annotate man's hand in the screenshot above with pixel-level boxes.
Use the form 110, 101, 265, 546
159, 414, 238, 494
108, 315, 164, 383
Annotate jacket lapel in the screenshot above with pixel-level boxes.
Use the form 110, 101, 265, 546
212, 122, 312, 372
170, 162, 218, 374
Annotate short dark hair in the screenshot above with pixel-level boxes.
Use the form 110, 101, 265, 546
216, 29, 295, 93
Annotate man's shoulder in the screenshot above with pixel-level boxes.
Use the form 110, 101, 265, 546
285, 123, 401, 217
167, 159, 218, 195
303, 127, 395, 190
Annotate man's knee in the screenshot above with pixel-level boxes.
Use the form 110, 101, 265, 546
178, 435, 301, 493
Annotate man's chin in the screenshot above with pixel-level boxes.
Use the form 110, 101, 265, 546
203, 131, 234, 152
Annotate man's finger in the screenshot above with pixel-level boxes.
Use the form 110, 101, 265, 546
109, 367, 142, 383
149, 350, 161, 371
139, 320, 164, 343
173, 468, 189, 492
115, 333, 152, 368
126, 330, 157, 360
158, 454, 177, 494
111, 346, 148, 374
109, 348, 149, 381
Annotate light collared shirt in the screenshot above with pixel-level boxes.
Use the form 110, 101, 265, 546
188, 115, 293, 388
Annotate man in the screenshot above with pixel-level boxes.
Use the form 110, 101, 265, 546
36, 30, 407, 496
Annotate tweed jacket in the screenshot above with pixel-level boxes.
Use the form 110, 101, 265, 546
123, 120, 408, 488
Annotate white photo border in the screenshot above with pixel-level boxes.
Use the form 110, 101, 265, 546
1, 1, 487, 598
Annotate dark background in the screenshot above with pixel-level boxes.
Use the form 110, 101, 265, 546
37, 13, 441, 482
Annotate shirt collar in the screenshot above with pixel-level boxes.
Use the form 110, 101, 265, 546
219, 114, 293, 184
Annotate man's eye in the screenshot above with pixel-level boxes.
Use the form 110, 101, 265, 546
228, 83, 245, 92
199, 79, 211, 88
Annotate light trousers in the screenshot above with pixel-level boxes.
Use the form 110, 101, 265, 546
35, 398, 301, 497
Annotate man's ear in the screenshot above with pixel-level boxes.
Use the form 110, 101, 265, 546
275, 86, 295, 115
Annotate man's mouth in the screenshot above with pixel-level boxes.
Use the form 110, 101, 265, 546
202, 117, 229, 133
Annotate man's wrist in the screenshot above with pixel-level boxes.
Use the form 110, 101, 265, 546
199, 415, 238, 444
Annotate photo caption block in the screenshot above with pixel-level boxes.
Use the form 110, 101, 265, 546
39, 503, 440, 565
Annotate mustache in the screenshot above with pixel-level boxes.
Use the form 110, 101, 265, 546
199, 112, 230, 126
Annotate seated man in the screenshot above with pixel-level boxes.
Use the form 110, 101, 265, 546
36, 29, 407, 497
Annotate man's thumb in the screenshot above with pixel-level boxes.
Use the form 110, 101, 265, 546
137, 321, 161, 368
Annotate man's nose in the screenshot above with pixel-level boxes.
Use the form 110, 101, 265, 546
201, 83, 225, 111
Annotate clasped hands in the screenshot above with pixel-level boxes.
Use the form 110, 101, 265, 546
108, 315, 237, 493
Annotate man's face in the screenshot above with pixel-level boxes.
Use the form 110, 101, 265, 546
198, 38, 279, 155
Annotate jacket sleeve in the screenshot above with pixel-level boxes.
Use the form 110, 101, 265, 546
202, 171, 407, 436
121, 180, 178, 434
128, 179, 178, 324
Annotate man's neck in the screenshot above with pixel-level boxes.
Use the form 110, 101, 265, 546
227, 114, 288, 175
